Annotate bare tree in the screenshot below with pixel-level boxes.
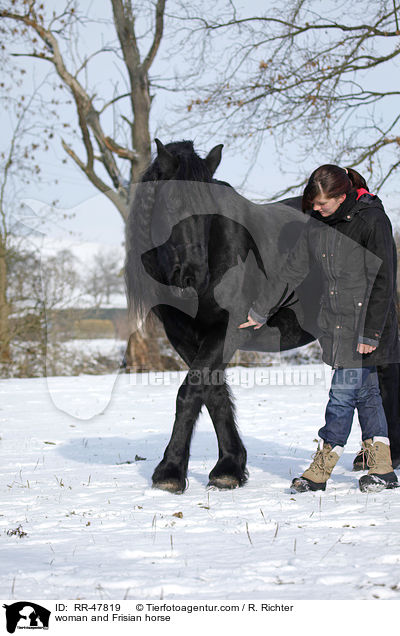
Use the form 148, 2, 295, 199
0, 81, 51, 363
1, 0, 168, 368
83, 248, 124, 306
82, 248, 123, 307
1, 0, 166, 218
181, 0, 400, 196
8, 246, 78, 331
5, 244, 85, 376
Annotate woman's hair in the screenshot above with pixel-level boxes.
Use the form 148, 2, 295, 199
302, 164, 368, 211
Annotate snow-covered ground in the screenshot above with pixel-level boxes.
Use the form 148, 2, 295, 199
1, 364, 399, 601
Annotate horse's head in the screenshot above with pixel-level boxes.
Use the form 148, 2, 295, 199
148, 139, 224, 298
153, 138, 223, 182
126, 139, 225, 325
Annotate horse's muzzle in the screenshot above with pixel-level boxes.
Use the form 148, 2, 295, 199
172, 286, 198, 299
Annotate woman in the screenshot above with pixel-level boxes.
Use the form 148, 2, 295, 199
239, 165, 400, 493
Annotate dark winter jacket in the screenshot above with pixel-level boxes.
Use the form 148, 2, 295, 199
249, 190, 400, 368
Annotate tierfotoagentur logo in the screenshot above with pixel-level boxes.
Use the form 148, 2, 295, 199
129, 364, 334, 389
3, 603, 51, 633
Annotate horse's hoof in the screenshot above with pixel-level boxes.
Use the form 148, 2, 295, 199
207, 475, 240, 490
152, 479, 185, 494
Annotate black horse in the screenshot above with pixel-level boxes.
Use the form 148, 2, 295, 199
125, 139, 400, 492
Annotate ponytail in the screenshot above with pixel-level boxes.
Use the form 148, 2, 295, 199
346, 167, 368, 191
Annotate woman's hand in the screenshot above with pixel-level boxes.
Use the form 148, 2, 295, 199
238, 314, 263, 330
357, 343, 377, 354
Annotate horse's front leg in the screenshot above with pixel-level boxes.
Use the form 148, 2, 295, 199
151, 311, 252, 493
201, 323, 255, 489
189, 323, 254, 490
155, 367, 248, 492
204, 378, 248, 489
151, 308, 205, 493
152, 377, 204, 493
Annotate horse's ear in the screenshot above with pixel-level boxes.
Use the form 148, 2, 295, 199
205, 144, 223, 175
155, 138, 179, 177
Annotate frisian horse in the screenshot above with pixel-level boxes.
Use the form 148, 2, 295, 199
125, 139, 400, 492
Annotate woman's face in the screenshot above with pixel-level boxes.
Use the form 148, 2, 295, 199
312, 192, 346, 217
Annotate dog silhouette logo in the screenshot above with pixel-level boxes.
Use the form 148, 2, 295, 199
3, 602, 51, 633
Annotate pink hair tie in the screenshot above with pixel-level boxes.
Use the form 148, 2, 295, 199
343, 168, 348, 174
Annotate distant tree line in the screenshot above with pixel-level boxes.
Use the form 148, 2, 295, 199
0, 242, 125, 376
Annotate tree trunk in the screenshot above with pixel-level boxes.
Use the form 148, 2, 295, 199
0, 240, 11, 363
125, 317, 164, 373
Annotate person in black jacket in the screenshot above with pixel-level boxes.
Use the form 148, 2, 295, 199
239, 165, 400, 493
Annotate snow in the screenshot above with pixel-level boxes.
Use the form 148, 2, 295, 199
1, 364, 400, 601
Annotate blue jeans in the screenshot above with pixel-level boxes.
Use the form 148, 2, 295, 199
318, 366, 388, 447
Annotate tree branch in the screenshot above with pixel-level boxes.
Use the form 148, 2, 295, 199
61, 138, 129, 220
104, 136, 140, 161
142, 0, 166, 73
2, 7, 127, 192
182, 8, 400, 38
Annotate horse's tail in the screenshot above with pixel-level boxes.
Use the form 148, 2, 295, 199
125, 178, 159, 331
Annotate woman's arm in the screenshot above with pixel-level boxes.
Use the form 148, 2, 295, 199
361, 212, 395, 347
239, 223, 312, 328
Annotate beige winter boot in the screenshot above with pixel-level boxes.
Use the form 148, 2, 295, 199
291, 441, 343, 492
352, 438, 373, 471
359, 437, 399, 492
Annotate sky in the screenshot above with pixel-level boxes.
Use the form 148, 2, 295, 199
3, 0, 400, 246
